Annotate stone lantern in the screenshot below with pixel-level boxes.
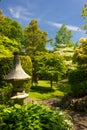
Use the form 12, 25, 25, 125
4, 52, 31, 105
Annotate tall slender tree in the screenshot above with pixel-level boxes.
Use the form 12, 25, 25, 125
23, 19, 50, 58
23, 20, 51, 84
54, 24, 73, 49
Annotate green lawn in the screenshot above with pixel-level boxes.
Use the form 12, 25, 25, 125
29, 80, 71, 101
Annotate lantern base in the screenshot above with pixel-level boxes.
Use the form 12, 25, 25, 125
11, 91, 29, 105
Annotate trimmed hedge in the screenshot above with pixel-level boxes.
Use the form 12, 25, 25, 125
68, 69, 87, 97
0, 55, 32, 104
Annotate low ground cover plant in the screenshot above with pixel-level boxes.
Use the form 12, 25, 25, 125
0, 103, 73, 130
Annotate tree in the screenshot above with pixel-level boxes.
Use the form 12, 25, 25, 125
23, 20, 52, 84
52, 24, 76, 73
34, 52, 66, 89
68, 3, 87, 98
0, 36, 21, 57
54, 44, 76, 73
73, 38, 87, 69
81, 3, 87, 31
69, 38, 87, 97
54, 24, 73, 48
23, 19, 50, 58
0, 11, 23, 41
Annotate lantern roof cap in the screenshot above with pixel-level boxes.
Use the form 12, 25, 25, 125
4, 52, 31, 81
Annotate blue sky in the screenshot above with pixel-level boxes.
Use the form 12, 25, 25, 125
0, 0, 87, 49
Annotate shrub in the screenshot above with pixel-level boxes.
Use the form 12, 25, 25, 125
20, 56, 32, 92
68, 69, 87, 97
0, 103, 74, 130
0, 55, 32, 104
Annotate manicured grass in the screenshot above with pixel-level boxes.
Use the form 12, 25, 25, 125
29, 80, 71, 100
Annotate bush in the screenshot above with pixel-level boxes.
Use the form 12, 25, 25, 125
20, 56, 32, 92
68, 69, 87, 97
0, 55, 32, 104
0, 103, 74, 130
59, 93, 87, 112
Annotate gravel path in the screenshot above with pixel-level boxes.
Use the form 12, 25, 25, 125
39, 97, 87, 130
25, 97, 87, 130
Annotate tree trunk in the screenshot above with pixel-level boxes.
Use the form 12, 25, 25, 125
50, 78, 53, 90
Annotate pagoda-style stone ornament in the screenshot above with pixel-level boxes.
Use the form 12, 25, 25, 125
4, 52, 31, 105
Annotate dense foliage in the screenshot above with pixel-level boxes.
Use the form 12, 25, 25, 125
34, 52, 66, 89
68, 69, 87, 97
23, 20, 52, 84
0, 103, 74, 130
23, 20, 50, 58
0, 36, 21, 57
0, 55, 32, 104
68, 38, 87, 97
73, 38, 87, 68
0, 11, 23, 41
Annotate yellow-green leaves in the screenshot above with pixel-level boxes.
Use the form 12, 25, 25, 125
0, 36, 21, 57
0, 104, 74, 130
73, 38, 87, 67
23, 20, 50, 58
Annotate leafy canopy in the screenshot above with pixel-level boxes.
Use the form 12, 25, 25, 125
34, 52, 66, 88
23, 19, 50, 58
0, 36, 21, 57
0, 10, 23, 41
73, 38, 87, 68
54, 24, 73, 48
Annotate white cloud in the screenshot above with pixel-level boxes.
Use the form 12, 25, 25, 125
9, 8, 20, 19
46, 21, 81, 32
9, 6, 33, 20
66, 25, 81, 31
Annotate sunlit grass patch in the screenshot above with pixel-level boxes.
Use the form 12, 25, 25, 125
29, 80, 71, 100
